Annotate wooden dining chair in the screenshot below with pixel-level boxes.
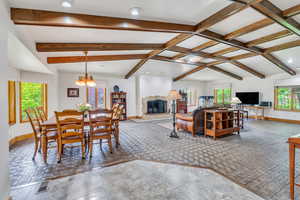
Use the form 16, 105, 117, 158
26, 108, 57, 160
55, 110, 86, 162
36, 106, 47, 122
88, 109, 114, 157
112, 104, 123, 147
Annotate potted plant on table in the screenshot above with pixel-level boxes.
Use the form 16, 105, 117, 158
78, 103, 92, 117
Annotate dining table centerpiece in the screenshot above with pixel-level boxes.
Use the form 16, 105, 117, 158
78, 103, 92, 117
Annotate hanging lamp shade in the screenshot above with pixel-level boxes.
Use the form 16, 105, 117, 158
75, 51, 96, 87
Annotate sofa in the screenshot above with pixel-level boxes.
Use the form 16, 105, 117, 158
176, 106, 219, 137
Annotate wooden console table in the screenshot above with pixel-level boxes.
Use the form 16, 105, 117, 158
243, 105, 265, 120
288, 134, 300, 200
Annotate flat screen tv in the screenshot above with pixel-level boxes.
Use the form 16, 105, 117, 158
235, 92, 259, 105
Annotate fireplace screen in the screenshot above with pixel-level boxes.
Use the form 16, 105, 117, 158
147, 100, 167, 114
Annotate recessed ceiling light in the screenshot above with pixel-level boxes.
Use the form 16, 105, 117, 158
130, 7, 142, 16
145, 71, 150, 74
61, 0, 73, 8
288, 58, 293, 64
187, 55, 202, 63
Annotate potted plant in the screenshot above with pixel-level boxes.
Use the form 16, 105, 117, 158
78, 103, 92, 117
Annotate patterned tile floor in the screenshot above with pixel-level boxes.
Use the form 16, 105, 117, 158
9, 119, 300, 200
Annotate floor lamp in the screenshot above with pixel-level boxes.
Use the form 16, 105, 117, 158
168, 90, 181, 138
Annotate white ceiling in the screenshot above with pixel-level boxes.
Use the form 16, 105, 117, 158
9, 0, 230, 25
8, 0, 300, 81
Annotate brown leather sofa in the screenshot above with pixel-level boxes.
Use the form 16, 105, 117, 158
176, 106, 219, 137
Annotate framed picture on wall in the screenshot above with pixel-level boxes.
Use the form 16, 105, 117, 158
67, 88, 79, 97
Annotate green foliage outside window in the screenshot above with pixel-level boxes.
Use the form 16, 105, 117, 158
275, 87, 300, 111
215, 88, 232, 104
20, 82, 45, 122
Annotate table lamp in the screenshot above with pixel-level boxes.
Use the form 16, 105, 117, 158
231, 97, 242, 110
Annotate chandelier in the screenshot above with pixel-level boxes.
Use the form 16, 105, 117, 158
75, 51, 96, 87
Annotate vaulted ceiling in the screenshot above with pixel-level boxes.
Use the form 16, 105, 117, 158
9, 0, 300, 81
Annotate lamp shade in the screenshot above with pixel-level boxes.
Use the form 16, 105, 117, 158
168, 90, 181, 100
231, 97, 242, 104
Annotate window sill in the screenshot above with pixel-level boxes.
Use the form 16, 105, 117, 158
274, 109, 300, 113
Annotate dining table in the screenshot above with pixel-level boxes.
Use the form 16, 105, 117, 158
40, 114, 118, 163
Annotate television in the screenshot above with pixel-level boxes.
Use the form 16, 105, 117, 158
235, 92, 259, 105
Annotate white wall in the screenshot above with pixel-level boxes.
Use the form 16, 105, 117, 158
135, 75, 207, 115
0, 0, 10, 198
58, 72, 137, 117
8, 71, 59, 139
206, 73, 300, 120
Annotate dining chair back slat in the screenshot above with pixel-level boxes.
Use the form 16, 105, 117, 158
36, 106, 47, 122
88, 109, 114, 157
55, 110, 85, 162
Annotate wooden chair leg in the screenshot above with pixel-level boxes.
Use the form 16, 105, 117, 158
89, 138, 93, 158
100, 139, 103, 151
108, 137, 113, 154
81, 139, 85, 159
32, 139, 39, 160
58, 140, 62, 163
114, 131, 119, 148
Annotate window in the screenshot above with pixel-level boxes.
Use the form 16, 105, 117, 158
20, 82, 47, 122
8, 81, 16, 125
275, 86, 300, 111
214, 88, 232, 104
87, 87, 106, 109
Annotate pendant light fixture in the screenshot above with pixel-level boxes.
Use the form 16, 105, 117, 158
75, 51, 96, 87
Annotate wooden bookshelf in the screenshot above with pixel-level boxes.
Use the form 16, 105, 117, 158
204, 110, 240, 140
111, 92, 127, 120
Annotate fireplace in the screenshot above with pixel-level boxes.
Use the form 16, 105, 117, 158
147, 100, 167, 114
142, 96, 169, 115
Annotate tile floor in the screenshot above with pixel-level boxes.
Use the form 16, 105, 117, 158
9, 119, 300, 200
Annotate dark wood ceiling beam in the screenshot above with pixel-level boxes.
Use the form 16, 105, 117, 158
229, 52, 258, 60
172, 4, 297, 59
198, 30, 264, 54
194, 2, 248, 33
246, 30, 292, 47
125, 2, 251, 78
230, 60, 265, 78
224, 18, 273, 39
125, 34, 191, 79
208, 66, 243, 80
212, 47, 240, 56
47, 54, 148, 64
37, 43, 164, 52
262, 54, 296, 75
173, 65, 207, 81
172, 41, 219, 60
152, 55, 206, 66
250, 0, 300, 36
264, 40, 300, 54
11, 8, 195, 34
283, 5, 300, 17
169, 46, 265, 79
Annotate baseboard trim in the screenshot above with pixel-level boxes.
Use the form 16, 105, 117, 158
9, 133, 33, 147
264, 117, 300, 125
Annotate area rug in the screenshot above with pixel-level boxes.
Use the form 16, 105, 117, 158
12, 160, 265, 200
